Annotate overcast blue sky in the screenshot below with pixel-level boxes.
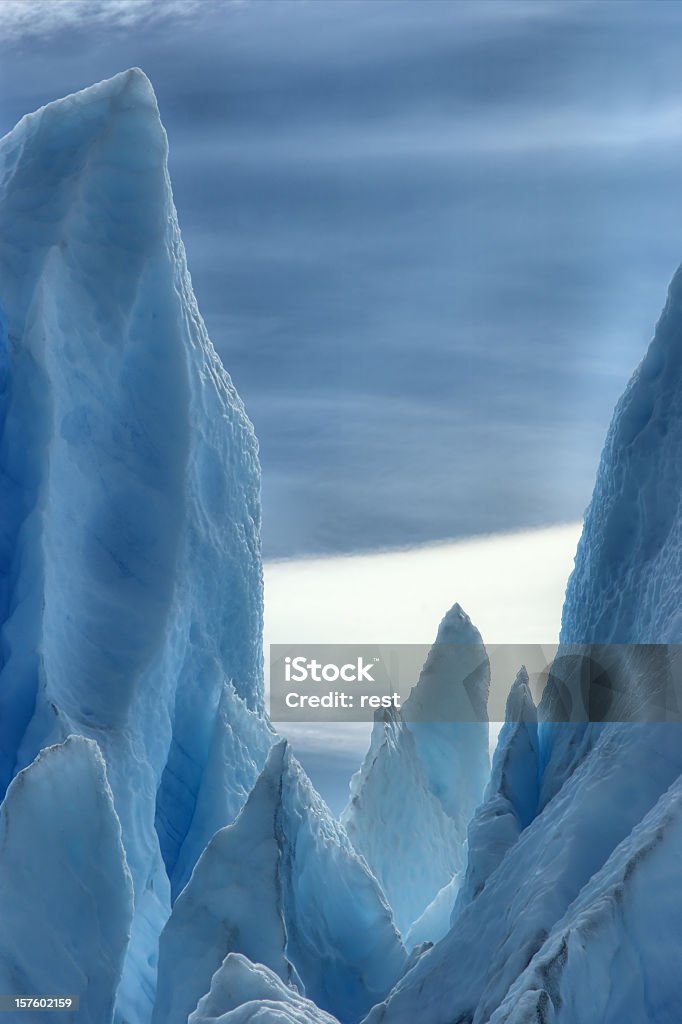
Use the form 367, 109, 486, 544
3, 0, 682, 558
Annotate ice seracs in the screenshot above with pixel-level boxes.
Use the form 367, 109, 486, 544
363, 722, 682, 1024
5, 66, 682, 1024
342, 604, 489, 939
153, 740, 301, 1024
406, 666, 538, 950
155, 741, 407, 1024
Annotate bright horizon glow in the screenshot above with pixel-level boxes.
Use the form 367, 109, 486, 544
265, 521, 582, 646
264, 522, 582, 813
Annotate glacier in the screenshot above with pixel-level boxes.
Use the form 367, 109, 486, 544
342, 604, 489, 939
155, 740, 406, 1024
2, 66, 682, 1024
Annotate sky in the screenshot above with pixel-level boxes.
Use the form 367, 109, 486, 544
2, 1, 682, 557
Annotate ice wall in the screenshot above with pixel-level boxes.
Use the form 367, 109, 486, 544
0, 69, 273, 1022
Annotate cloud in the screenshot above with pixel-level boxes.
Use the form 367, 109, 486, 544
0, 0, 204, 40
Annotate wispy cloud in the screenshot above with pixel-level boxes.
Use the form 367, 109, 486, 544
0, 0, 204, 40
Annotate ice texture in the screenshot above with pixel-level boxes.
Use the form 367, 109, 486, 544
0, 736, 133, 1023
342, 604, 489, 937
188, 955, 339, 1024
364, 265, 682, 1024
342, 707, 464, 938
156, 741, 407, 1024
4, 66, 682, 1024
154, 740, 302, 1024
403, 873, 460, 949
0, 69, 273, 1022
401, 604, 490, 824
451, 666, 538, 921
490, 771, 682, 1024
364, 723, 682, 1024
561, 263, 682, 646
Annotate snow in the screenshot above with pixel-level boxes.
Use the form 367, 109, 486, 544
188, 955, 339, 1024
0, 69, 272, 1023
0, 736, 133, 1023
155, 741, 406, 1024
342, 604, 489, 938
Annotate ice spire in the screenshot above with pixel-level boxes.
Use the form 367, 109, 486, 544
0, 70, 271, 1022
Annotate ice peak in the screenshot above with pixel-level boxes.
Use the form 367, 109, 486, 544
504, 666, 536, 724
101, 66, 157, 101
0, 69, 174, 346
435, 602, 480, 644
403, 603, 489, 723
265, 737, 289, 777
3, 66, 163, 152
